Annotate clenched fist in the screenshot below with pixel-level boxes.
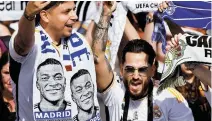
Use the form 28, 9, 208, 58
102, 1, 117, 16
25, 1, 51, 17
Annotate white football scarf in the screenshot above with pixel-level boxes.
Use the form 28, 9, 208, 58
161, 34, 212, 82
33, 25, 73, 121
33, 25, 100, 121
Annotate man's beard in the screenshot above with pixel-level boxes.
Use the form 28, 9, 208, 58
124, 79, 150, 100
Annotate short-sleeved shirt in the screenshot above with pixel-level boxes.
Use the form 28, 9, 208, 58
9, 25, 101, 121
100, 73, 194, 121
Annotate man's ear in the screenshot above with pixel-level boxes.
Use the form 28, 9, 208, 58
64, 77, 66, 88
40, 10, 49, 23
36, 81, 40, 90
72, 94, 76, 103
150, 59, 156, 77
120, 63, 124, 77
151, 65, 156, 77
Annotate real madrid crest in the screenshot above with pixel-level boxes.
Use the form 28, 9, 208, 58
153, 104, 162, 119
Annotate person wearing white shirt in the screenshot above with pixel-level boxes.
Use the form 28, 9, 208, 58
92, 37, 194, 121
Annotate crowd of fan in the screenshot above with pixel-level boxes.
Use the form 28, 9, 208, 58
0, 1, 211, 121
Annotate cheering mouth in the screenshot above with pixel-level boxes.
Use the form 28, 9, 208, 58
46, 88, 62, 92
130, 80, 142, 86
82, 95, 92, 103
65, 24, 73, 28
128, 80, 143, 93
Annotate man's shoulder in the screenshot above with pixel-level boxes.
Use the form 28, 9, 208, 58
101, 73, 125, 94
99, 73, 125, 106
155, 87, 185, 103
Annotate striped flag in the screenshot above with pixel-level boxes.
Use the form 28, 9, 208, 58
163, 1, 212, 29
152, 1, 212, 54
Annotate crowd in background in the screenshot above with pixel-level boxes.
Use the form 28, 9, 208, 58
0, 1, 211, 121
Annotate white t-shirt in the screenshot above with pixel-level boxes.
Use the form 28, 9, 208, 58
204, 87, 212, 107
101, 73, 194, 121
9, 25, 100, 121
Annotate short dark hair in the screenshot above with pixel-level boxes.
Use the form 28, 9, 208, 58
0, 51, 9, 91
37, 58, 63, 76
70, 69, 91, 85
121, 39, 156, 65
35, 1, 66, 26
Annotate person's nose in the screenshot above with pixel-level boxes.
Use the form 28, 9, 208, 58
132, 69, 140, 80
69, 10, 78, 21
82, 89, 90, 96
48, 77, 58, 86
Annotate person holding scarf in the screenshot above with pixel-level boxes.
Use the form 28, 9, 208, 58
9, 1, 115, 121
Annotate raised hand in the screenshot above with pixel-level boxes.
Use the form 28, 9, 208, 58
25, 1, 51, 17
102, 1, 117, 16
158, 1, 169, 13
165, 33, 182, 52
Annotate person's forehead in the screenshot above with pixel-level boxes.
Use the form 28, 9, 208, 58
2, 62, 9, 68
72, 74, 92, 84
54, 1, 75, 10
39, 64, 63, 73
124, 52, 148, 66
2, 63, 9, 72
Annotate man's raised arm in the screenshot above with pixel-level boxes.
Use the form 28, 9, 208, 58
14, 1, 50, 56
92, 2, 117, 92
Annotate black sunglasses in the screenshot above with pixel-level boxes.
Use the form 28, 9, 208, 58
124, 66, 149, 76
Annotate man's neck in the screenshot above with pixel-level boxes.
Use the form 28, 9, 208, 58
45, 28, 61, 45
40, 98, 65, 111
77, 107, 95, 121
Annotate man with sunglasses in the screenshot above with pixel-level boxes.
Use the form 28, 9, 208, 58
9, 1, 115, 121
93, 38, 194, 121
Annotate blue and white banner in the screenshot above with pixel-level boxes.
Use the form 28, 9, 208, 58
152, 1, 212, 54
163, 1, 212, 29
